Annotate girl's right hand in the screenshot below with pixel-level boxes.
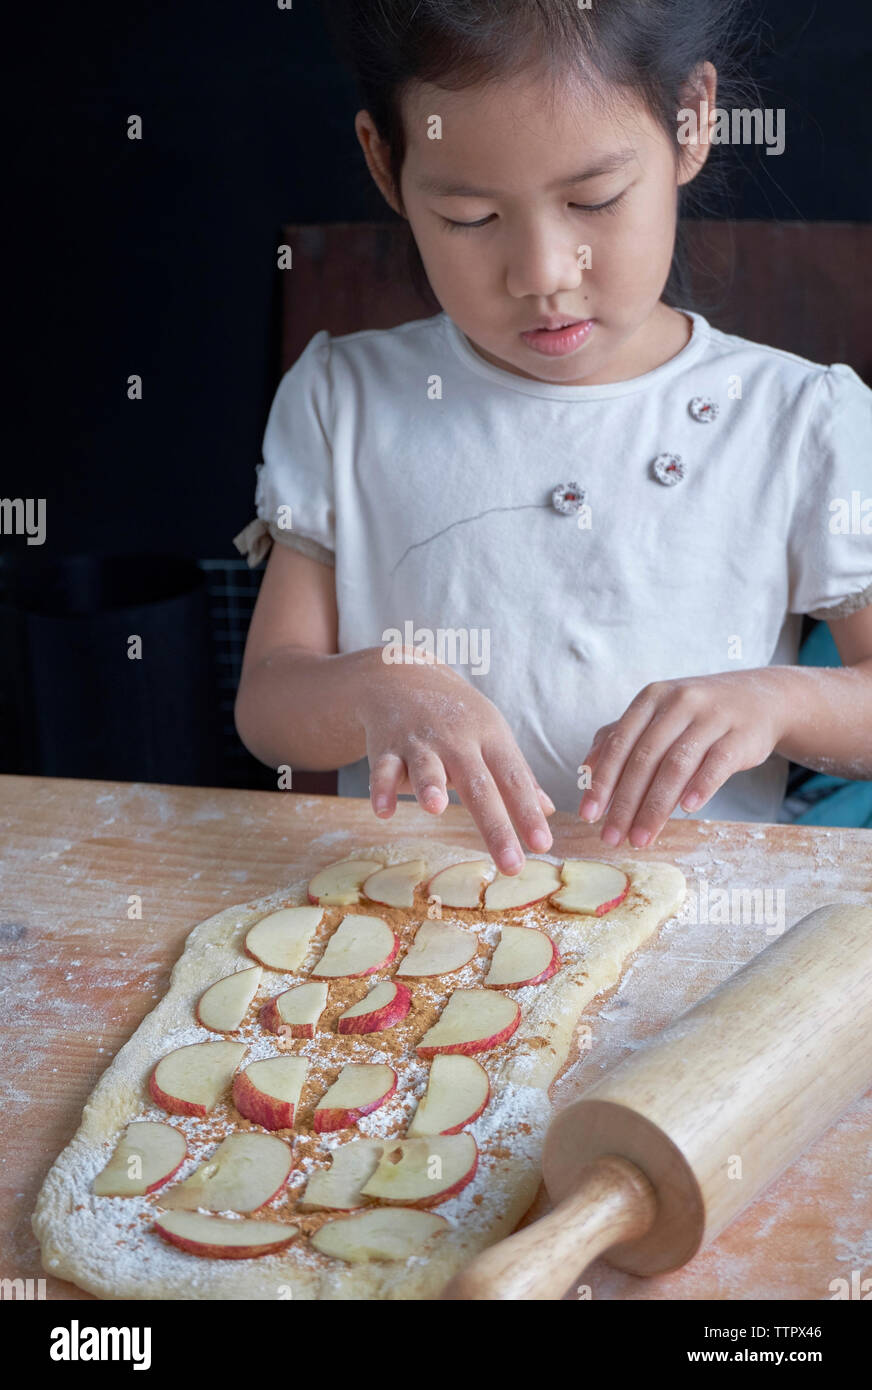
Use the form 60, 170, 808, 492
357, 647, 555, 875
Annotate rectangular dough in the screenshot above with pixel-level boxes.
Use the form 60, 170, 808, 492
32, 840, 686, 1299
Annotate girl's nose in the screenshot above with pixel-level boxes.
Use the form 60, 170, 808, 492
504, 227, 585, 301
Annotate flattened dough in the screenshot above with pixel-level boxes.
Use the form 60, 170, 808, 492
32, 839, 685, 1299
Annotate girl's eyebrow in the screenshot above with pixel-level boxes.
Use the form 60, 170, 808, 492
416, 149, 636, 198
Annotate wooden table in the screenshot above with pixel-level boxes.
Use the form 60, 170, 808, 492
1, 774, 870, 1301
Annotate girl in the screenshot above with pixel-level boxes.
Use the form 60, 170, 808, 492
234, 0, 872, 877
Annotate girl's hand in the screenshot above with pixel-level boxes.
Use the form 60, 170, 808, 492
357, 647, 555, 875
577, 673, 784, 848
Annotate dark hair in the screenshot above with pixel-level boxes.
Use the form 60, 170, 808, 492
323, 0, 761, 310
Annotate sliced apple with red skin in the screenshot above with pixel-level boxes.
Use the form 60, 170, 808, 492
311, 1207, 446, 1263
308, 858, 384, 905
93, 1122, 187, 1197
260, 981, 329, 1039
154, 1210, 298, 1260
232, 1056, 308, 1130
485, 924, 560, 988
483, 858, 561, 910
361, 859, 427, 909
196, 966, 262, 1033
416, 990, 520, 1058
550, 859, 630, 916
244, 905, 323, 971
298, 1140, 385, 1211
149, 1041, 246, 1117
407, 1055, 490, 1136
360, 1133, 478, 1207
426, 859, 494, 909
160, 1131, 293, 1212
313, 1063, 397, 1134
311, 914, 399, 978
395, 920, 477, 977
337, 981, 412, 1035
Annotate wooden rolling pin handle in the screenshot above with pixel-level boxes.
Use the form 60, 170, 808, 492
440, 1155, 657, 1300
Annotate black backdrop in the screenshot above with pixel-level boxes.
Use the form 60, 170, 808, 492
8, 0, 872, 563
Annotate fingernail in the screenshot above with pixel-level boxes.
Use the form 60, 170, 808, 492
682, 792, 702, 811
537, 789, 556, 814
601, 826, 621, 847
421, 785, 444, 808
373, 797, 389, 813
630, 829, 651, 848
580, 801, 600, 822
530, 828, 552, 852
501, 851, 523, 872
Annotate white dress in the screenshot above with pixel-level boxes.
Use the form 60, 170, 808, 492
235, 309, 872, 822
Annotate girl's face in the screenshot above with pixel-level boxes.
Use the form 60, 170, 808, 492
356, 66, 713, 387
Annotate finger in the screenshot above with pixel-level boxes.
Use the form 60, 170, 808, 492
404, 745, 450, 814
486, 751, 553, 853
446, 751, 525, 875
369, 751, 406, 818
622, 723, 719, 847
579, 701, 657, 824
599, 708, 700, 847
674, 731, 750, 815
537, 787, 557, 816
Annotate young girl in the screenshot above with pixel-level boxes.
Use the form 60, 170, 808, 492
234, 0, 872, 877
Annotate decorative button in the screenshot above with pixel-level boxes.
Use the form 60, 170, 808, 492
688, 396, 718, 423
551, 482, 586, 515
652, 453, 684, 486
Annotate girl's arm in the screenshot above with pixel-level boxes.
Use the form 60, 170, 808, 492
234, 544, 554, 873
576, 604, 872, 849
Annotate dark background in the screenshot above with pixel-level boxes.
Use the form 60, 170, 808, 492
9, 0, 872, 561
4, 1, 871, 797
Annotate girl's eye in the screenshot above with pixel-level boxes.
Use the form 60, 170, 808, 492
441, 190, 627, 232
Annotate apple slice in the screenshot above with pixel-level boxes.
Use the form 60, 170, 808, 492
313, 1064, 397, 1134
308, 858, 384, 905
407, 1055, 490, 1136
426, 859, 494, 909
260, 981, 329, 1038
395, 920, 477, 977
484, 924, 560, 988
311, 914, 399, 978
360, 1133, 478, 1207
298, 1140, 385, 1211
160, 1131, 293, 1212
416, 990, 520, 1058
483, 857, 561, 910
550, 859, 630, 915
337, 981, 412, 1035
93, 1122, 187, 1197
362, 859, 427, 909
196, 966, 262, 1033
154, 1210, 298, 1260
244, 905, 323, 971
311, 1208, 447, 1263
232, 1057, 308, 1130
149, 1041, 246, 1117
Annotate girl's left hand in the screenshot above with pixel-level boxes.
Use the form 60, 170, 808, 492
577, 672, 785, 848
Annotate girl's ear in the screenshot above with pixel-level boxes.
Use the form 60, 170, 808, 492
676, 60, 718, 187
354, 111, 405, 217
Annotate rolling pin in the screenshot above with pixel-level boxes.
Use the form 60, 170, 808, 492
442, 901, 872, 1300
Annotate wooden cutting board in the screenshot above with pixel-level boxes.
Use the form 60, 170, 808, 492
1, 773, 869, 1301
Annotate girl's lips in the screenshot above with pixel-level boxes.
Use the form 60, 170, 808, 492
520, 319, 595, 356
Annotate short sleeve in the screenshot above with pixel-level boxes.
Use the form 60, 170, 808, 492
786, 363, 872, 621
233, 330, 336, 568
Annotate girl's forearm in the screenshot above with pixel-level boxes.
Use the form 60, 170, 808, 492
235, 645, 383, 772
767, 661, 872, 778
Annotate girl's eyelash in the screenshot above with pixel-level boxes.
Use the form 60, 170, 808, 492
441, 191, 628, 232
